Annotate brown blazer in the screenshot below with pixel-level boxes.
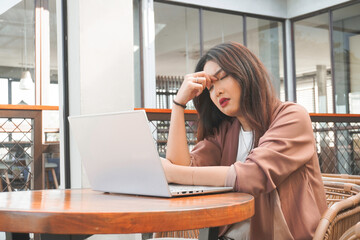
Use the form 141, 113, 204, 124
190, 102, 327, 240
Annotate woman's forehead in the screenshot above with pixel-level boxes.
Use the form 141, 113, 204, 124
204, 61, 221, 76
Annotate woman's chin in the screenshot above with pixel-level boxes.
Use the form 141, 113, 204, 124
219, 108, 237, 117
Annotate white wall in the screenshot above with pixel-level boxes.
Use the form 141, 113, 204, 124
167, 0, 288, 18
67, 0, 134, 188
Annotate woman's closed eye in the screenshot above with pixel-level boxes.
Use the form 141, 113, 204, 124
219, 74, 228, 80
208, 74, 228, 91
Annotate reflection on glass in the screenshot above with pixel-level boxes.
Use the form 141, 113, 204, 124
154, 3, 200, 109
154, 3, 200, 76
294, 13, 332, 113
43, 0, 59, 144
202, 10, 243, 53
332, 3, 360, 174
246, 17, 284, 101
0, 0, 35, 104
332, 3, 360, 114
48, 0, 59, 106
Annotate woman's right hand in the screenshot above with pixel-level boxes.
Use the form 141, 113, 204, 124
174, 71, 215, 105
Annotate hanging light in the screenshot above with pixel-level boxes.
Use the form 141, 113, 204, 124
19, 70, 33, 90
19, 0, 33, 91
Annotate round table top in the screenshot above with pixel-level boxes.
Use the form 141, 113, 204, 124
0, 188, 254, 234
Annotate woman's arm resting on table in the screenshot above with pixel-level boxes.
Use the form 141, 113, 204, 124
161, 158, 230, 187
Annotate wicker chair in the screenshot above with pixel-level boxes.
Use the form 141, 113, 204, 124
322, 174, 360, 180
322, 174, 360, 186
339, 222, 360, 240
313, 193, 360, 240
153, 229, 199, 239
324, 181, 360, 207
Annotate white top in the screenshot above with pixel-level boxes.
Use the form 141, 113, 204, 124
236, 127, 253, 162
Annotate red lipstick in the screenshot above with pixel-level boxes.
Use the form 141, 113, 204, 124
219, 98, 230, 107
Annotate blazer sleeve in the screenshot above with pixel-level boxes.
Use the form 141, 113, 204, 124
189, 120, 236, 166
190, 135, 222, 166
232, 103, 316, 197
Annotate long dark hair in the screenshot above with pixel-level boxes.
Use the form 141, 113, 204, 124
193, 42, 280, 147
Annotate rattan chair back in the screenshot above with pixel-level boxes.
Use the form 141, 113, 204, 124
324, 181, 360, 207
313, 193, 360, 240
322, 176, 360, 186
322, 174, 360, 180
339, 222, 360, 240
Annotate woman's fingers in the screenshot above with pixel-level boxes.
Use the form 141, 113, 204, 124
175, 71, 215, 105
191, 76, 207, 89
191, 71, 215, 89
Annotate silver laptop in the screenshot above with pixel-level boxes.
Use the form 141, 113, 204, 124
68, 110, 232, 197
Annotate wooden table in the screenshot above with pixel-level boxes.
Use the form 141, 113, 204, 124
0, 189, 254, 240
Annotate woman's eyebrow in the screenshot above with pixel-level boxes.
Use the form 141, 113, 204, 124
212, 68, 223, 78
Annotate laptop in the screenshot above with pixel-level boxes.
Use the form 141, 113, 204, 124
68, 110, 233, 197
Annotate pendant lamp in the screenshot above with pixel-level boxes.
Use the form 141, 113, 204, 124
19, 0, 33, 90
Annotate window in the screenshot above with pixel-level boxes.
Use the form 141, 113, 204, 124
154, 2, 287, 108
154, 3, 200, 109
294, 13, 332, 113
0, 0, 61, 192
332, 3, 360, 114
202, 10, 243, 53
246, 17, 285, 100
154, 3, 200, 77
0, 0, 35, 105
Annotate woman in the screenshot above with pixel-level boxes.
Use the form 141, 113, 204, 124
161, 42, 327, 240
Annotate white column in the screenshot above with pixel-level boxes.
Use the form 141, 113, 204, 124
142, 0, 156, 108
67, 0, 134, 188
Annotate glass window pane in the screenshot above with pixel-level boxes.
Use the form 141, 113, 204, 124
43, 1, 59, 146
154, 3, 200, 76
46, 0, 59, 106
294, 13, 332, 113
0, 0, 35, 105
202, 10, 243, 53
12, 80, 34, 104
246, 17, 285, 101
154, 3, 200, 109
333, 3, 360, 114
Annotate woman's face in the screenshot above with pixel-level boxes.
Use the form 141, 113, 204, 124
204, 60, 242, 118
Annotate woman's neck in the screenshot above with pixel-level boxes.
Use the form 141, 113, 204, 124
236, 116, 252, 131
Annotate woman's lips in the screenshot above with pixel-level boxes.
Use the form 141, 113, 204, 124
219, 98, 230, 107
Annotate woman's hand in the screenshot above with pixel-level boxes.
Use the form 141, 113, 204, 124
174, 72, 215, 105
161, 157, 174, 183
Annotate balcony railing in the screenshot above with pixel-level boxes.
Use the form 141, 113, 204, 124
138, 108, 360, 175
311, 114, 360, 175
0, 105, 59, 192
1, 106, 359, 192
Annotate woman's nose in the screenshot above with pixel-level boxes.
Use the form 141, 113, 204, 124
215, 86, 223, 97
